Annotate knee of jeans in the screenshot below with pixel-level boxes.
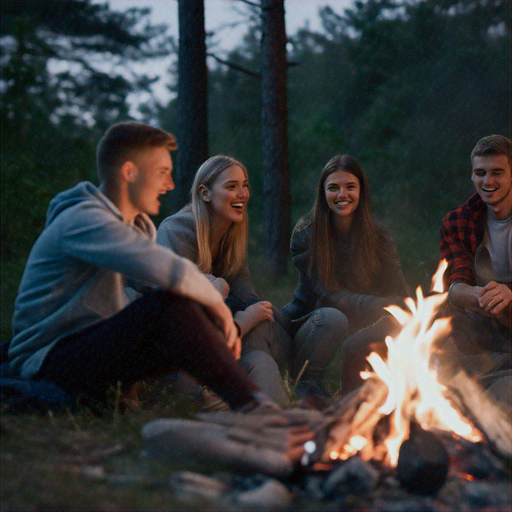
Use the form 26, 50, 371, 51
240, 349, 279, 374
341, 335, 364, 359
310, 307, 348, 332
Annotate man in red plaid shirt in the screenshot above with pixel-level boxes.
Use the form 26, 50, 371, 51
439, 134, 511, 404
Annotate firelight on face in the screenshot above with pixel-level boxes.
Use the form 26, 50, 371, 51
324, 170, 361, 220
207, 165, 250, 226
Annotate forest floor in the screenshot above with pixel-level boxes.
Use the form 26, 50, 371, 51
1, 266, 326, 511
1, 370, 346, 511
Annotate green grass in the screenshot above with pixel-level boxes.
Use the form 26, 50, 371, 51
1, 385, 245, 512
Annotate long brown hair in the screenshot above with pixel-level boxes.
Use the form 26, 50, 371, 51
305, 154, 380, 292
191, 155, 249, 280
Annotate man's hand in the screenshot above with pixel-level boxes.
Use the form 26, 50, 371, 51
479, 281, 512, 315
479, 281, 512, 327
234, 301, 274, 337
206, 300, 241, 360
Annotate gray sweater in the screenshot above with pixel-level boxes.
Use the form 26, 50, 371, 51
9, 182, 222, 378
157, 207, 259, 308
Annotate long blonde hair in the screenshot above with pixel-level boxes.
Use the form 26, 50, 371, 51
307, 154, 380, 293
191, 155, 249, 280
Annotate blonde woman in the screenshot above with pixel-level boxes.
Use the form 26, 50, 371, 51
157, 155, 291, 405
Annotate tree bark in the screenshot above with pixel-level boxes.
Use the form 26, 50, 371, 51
176, 0, 208, 210
261, 0, 290, 277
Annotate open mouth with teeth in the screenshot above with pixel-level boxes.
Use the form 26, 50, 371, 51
231, 202, 245, 212
335, 201, 350, 207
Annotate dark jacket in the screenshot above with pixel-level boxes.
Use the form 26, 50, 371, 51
283, 219, 409, 321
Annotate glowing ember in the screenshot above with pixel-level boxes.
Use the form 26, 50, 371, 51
341, 259, 483, 466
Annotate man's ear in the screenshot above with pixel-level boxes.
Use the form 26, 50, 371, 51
120, 161, 138, 183
199, 184, 211, 202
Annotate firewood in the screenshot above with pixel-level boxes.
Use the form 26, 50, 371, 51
445, 370, 511, 459
321, 378, 389, 462
396, 421, 449, 495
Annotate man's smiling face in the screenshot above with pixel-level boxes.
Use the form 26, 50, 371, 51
471, 154, 512, 216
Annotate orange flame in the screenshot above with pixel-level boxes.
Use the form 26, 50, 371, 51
339, 259, 482, 466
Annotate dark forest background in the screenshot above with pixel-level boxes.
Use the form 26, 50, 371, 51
2, 0, 511, 341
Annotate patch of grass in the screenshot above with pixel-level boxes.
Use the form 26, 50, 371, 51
1, 390, 220, 512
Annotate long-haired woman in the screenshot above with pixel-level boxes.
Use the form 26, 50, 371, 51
157, 155, 291, 405
283, 154, 409, 399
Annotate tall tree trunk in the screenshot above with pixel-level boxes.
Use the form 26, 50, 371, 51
176, 0, 208, 209
261, 0, 290, 277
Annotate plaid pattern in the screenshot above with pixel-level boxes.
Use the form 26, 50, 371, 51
439, 193, 487, 287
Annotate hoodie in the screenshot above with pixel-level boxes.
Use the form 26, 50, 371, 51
9, 182, 222, 378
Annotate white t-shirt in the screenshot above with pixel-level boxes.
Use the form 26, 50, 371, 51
487, 214, 512, 283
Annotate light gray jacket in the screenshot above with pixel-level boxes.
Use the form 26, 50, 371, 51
9, 182, 221, 378
157, 206, 260, 309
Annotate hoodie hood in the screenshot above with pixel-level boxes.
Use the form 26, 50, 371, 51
46, 182, 121, 227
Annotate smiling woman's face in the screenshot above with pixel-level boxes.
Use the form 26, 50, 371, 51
324, 169, 360, 221
206, 165, 250, 225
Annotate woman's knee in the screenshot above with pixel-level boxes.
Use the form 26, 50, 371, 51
240, 349, 279, 374
305, 308, 348, 344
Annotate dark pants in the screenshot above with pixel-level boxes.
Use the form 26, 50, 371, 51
37, 290, 258, 409
446, 307, 511, 406
340, 315, 401, 395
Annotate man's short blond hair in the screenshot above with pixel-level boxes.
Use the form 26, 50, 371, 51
96, 122, 177, 182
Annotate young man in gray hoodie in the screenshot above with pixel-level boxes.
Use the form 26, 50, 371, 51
8, 122, 267, 411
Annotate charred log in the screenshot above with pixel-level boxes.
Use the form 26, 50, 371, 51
396, 421, 449, 495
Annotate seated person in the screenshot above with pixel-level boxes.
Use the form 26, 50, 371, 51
7, 122, 276, 413
157, 155, 290, 406
440, 134, 511, 405
283, 154, 409, 401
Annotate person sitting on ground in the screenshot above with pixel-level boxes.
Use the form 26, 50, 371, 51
283, 154, 409, 401
157, 155, 291, 406
439, 134, 511, 406
7, 122, 280, 414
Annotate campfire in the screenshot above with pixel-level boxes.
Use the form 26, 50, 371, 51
316, 259, 511, 495
324, 260, 482, 469
141, 261, 511, 509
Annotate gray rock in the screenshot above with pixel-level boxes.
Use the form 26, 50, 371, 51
167, 471, 229, 504
232, 478, 293, 509
323, 456, 379, 497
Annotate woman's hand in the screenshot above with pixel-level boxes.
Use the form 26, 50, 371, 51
234, 301, 274, 337
206, 300, 241, 359
210, 277, 230, 300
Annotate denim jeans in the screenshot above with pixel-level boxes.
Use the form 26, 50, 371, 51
340, 315, 401, 395
291, 307, 348, 388
173, 349, 290, 406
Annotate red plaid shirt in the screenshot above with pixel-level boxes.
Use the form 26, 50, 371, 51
440, 193, 487, 287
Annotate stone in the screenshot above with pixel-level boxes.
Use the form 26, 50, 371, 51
323, 456, 379, 497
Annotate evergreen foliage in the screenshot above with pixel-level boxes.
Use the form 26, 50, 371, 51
2, 0, 510, 339
1, 0, 173, 339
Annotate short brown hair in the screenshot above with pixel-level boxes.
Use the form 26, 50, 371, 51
471, 134, 511, 165
96, 122, 177, 182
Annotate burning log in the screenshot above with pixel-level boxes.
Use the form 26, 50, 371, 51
396, 421, 449, 495
321, 377, 389, 463
445, 369, 512, 459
